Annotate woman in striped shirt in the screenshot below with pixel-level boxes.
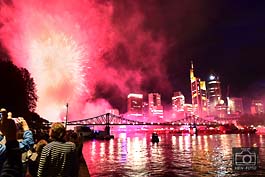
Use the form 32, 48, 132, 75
37, 122, 76, 177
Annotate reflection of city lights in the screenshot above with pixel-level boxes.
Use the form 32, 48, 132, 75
119, 133, 127, 139
91, 141, 96, 156
172, 136, 177, 146
108, 140, 114, 161
100, 142, 105, 159
179, 136, 183, 151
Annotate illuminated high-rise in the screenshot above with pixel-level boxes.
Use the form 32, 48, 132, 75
227, 97, 243, 115
172, 91, 185, 118
250, 100, 264, 115
190, 62, 207, 117
207, 73, 222, 116
184, 104, 193, 116
148, 93, 163, 118
127, 93, 143, 116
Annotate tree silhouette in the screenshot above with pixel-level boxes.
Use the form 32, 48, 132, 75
19, 68, 38, 112
0, 43, 37, 117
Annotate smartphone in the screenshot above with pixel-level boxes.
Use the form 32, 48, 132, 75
0, 112, 2, 120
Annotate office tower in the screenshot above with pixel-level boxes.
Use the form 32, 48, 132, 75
190, 62, 207, 117
215, 100, 227, 118
127, 93, 143, 116
184, 104, 193, 116
148, 93, 164, 118
172, 91, 185, 118
142, 101, 149, 118
207, 73, 222, 116
251, 100, 264, 115
227, 97, 244, 115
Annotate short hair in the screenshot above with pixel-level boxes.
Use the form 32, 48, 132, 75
50, 122, 66, 141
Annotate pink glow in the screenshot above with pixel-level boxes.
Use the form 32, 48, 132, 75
0, 1, 171, 122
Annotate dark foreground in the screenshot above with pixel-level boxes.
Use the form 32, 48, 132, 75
79, 156, 90, 177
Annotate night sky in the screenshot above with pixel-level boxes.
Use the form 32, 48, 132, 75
139, 0, 265, 108
1, 0, 265, 115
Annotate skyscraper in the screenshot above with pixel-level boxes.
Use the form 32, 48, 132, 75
207, 73, 222, 116
148, 93, 163, 118
190, 61, 207, 117
127, 93, 143, 116
172, 91, 185, 118
227, 97, 244, 115
250, 100, 264, 115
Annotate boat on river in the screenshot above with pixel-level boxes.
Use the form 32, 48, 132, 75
151, 132, 159, 143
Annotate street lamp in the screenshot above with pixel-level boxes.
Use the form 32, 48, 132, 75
65, 103, 69, 129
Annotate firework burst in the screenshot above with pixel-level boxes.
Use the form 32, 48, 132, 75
0, 0, 169, 121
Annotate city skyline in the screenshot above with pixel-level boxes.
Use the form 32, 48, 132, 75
126, 62, 265, 117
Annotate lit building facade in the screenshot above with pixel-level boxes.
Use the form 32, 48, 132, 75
148, 93, 163, 118
207, 73, 222, 116
250, 100, 264, 115
127, 93, 143, 116
184, 104, 193, 116
142, 101, 149, 117
215, 101, 227, 118
227, 97, 244, 115
190, 62, 207, 117
172, 91, 185, 118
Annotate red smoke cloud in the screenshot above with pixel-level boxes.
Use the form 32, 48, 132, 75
0, 0, 171, 121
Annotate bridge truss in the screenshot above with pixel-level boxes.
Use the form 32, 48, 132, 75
67, 113, 222, 126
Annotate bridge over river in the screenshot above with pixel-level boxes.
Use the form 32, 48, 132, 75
66, 113, 237, 126
55, 113, 239, 136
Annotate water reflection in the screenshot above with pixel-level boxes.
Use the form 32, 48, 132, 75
83, 133, 265, 177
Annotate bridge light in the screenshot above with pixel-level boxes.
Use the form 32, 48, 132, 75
151, 122, 153, 125
172, 123, 174, 125
93, 122, 95, 124
179, 123, 181, 125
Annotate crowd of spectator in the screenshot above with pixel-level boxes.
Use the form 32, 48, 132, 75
0, 108, 88, 177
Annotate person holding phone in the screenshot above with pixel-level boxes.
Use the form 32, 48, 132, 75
0, 108, 34, 173
0, 117, 22, 176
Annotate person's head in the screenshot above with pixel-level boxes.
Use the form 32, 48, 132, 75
49, 122, 66, 141
0, 108, 8, 120
69, 132, 78, 143
7, 112, 12, 119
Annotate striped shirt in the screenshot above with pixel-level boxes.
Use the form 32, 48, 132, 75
37, 141, 76, 177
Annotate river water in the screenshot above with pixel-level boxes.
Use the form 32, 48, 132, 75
82, 133, 265, 177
